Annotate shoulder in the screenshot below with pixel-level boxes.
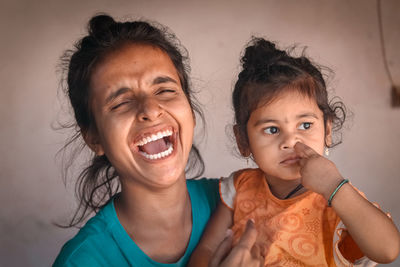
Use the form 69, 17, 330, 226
187, 178, 219, 209
187, 177, 219, 191
219, 168, 263, 209
232, 168, 264, 190
53, 202, 120, 266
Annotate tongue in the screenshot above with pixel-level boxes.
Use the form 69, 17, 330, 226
140, 138, 168, 155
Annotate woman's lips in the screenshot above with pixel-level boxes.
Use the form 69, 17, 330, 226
130, 126, 178, 162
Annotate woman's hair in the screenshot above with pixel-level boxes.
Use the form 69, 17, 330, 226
232, 37, 346, 153
59, 14, 204, 227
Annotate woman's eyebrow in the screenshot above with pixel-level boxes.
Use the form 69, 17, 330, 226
105, 87, 130, 104
152, 76, 178, 85
105, 76, 178, 104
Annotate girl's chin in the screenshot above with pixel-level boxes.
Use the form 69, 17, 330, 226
263, 168, 301, 180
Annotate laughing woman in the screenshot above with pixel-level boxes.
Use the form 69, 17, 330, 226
53, 14, 262, 267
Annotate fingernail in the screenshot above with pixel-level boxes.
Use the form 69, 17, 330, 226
247, 218, 255, 226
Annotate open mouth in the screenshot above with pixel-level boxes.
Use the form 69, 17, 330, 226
134, 129, 174, 160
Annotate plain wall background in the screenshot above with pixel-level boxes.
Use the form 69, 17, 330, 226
1, 0, 399, 266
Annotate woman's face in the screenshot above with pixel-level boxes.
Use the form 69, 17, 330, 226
87, 43, 195, 189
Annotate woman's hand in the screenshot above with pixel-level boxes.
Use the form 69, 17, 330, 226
294, 142, 343, 200
209, 220, 264, 267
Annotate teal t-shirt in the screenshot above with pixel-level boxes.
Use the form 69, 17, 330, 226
53, 178, 219, 267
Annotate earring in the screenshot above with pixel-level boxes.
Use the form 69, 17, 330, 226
246, 153, 252, 165
324, 147, 329, 156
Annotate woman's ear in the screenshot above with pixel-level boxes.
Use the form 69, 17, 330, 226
82, 128, 105, 156
233, 124, 251, 157
325, 119, 333, 147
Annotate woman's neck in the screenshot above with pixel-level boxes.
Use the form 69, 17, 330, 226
114, 175, 192, 263
115, 175, 191, 230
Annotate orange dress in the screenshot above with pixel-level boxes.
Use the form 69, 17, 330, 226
219, 168, 376, 267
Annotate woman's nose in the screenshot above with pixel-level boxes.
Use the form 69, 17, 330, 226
137, 96, 163, 122
279, 131, 299, 150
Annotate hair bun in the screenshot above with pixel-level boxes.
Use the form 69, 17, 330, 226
241, 37, 287, 71
88, 14, 116, 39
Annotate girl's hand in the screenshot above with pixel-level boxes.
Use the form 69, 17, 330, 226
209, 220, 264, 267
294, 142, 343, 200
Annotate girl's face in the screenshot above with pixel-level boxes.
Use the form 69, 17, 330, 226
86, 43, 195, 189
245, 89, 331, 181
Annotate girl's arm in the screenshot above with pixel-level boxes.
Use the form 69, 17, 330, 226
329, 181, 400, 263
295, 142, 400, 263
188, 202, 233, 266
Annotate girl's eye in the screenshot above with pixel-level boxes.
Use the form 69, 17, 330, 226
264, 127, 279, 135
299, 122, 312, 130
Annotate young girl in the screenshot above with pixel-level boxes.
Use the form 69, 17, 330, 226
189, 38, 400, 266
53, 14, 262, 267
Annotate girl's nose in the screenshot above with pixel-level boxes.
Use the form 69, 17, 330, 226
137, 96, 163, 122
279, 131, 299, 150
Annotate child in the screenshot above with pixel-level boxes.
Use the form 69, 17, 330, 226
189, 38, 400, 266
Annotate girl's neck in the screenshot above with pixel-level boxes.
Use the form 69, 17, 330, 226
264, 174, 305, 199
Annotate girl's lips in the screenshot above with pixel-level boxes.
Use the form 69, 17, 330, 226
280, 156, 301, 165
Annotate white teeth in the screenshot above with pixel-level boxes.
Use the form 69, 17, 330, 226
135, 129, 173, 146
140, 143, 174, 160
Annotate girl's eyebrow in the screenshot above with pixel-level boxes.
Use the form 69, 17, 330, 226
254, 118, 278, 126
254, 113, 319, 126
296, 113, 319, 119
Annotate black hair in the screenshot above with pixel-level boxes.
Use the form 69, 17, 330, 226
232, 37, 346, 153
58, 14, 204, 227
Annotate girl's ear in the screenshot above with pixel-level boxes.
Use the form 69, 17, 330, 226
82, 128, 105, 156
325, 119, 333, 147
233, 124, 251, 157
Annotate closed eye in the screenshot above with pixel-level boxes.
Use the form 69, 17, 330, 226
157, 88, 176, 95
298, 122, 312, 130
111, 101, 130, 110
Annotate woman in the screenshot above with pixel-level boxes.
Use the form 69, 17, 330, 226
53, 14, 262, 266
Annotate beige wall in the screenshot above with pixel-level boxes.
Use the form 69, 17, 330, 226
1, 0, 399, 266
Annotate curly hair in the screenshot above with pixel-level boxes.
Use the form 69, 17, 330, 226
232, 37, 346, 153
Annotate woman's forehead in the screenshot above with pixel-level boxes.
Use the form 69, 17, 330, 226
89, 44, 179, 92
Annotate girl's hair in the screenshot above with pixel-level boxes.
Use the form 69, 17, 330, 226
232, 37, 346, 153
59, 14, 204, 227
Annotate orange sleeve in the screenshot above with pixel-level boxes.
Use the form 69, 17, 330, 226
338, 229, 364, 263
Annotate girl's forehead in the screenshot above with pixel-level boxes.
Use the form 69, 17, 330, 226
255, 90, 321, 116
